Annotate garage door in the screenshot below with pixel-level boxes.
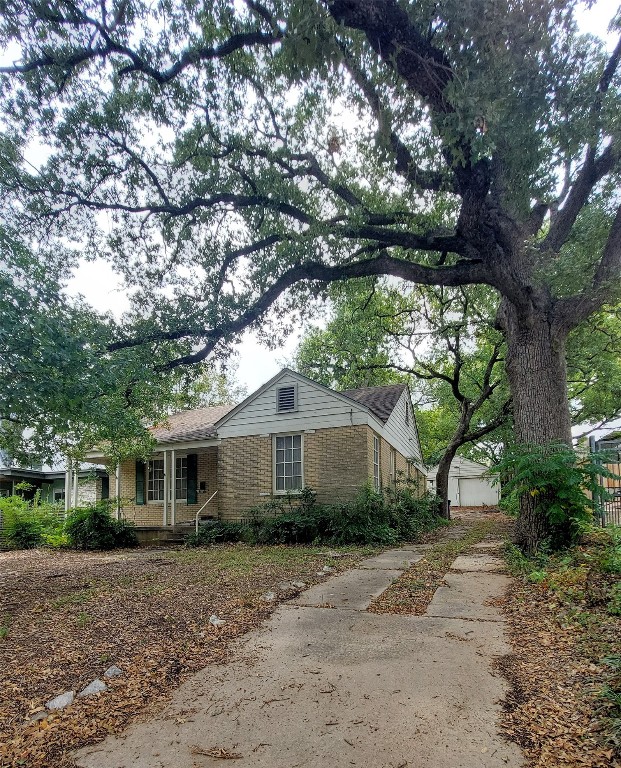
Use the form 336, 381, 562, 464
458, 478, 498, 507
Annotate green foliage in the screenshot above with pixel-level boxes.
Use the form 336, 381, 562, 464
0, 616, 11, 640
65, 502, 137, 550
0, 493, 65, 549
607, 583, 621, 616
492, 445, 618, 549
186, 484, 443, 547
599, 527, 621, 574
184, 521, 246, 546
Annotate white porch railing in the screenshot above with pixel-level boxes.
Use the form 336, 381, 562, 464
195, 490, 218, 534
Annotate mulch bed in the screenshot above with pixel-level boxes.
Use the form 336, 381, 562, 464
0, 544, 367, 768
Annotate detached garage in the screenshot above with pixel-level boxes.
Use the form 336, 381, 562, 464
426, 456, 499, 507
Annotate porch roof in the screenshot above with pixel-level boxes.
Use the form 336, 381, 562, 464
150, 404, 236, 443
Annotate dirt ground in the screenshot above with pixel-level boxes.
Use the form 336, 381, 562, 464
0, 543, 372, 767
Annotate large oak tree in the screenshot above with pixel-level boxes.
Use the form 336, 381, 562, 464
1, 0, 620, 549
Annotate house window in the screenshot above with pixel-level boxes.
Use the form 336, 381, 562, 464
175, 456, 187, 500
277, 385, 297, 413
373, 435, 380, 491
405, 401, 410, 425
148, 457, 187, 502
390, 448, 396, 487
274, 434, 303, 492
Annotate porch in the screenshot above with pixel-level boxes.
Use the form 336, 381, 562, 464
110, 444, 220, 527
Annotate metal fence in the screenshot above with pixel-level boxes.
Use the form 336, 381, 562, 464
592, 439, 621, 527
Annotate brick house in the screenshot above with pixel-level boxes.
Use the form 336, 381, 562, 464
87, 369, 425, 527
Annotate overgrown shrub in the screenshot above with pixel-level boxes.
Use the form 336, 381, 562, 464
185, 520, 246, 546
185, 484, 443, 547
491, 444, 618, 549
0, 493, 66, 549
65, 502, 137, 550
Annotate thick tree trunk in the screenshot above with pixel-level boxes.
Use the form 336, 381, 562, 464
435, 446, 457, 519
503, 303, 573, 552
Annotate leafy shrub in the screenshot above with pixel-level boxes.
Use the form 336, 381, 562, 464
66, 502, 137, 550
599, 527, 621, 574
385, 484, 444, 540
491, 444, 618, 549
185, 484, 443, 547
0, 493, 66, 549
185, 521, 246, 546
0, 495, 42, 548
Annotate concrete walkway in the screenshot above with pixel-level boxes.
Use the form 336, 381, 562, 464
75, 535, 523, 768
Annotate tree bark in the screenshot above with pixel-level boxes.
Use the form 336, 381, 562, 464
503, 301, 573, 552
435, 445, 457, 518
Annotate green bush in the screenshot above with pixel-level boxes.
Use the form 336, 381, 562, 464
185, 521, 246, 546
65, 502, 137, 550
491, 444, 618, 549
185, 484, 443, 547
0, 493, 66, 549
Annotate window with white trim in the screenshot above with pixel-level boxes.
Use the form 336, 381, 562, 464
274, 434, 303, 492
390, 447, 396, 487
373, 435, 380, 491
277, 385, 297, 412
147, 457, 187, 502
405, 401, 410, 425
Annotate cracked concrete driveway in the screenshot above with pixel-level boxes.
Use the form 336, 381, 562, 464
75, 535, 523, 768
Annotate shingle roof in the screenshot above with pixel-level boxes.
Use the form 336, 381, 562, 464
150, 404, 236, 443
340, 384, 407, 422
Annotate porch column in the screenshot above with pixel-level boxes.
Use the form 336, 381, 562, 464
64, 462, 72, 514
115, 464, 121, 520
162, 451, 169, 526
72, 463, 79, 509
171, 449, 177, 528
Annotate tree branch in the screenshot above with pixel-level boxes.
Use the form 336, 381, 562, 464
339, 42, 455, 193
108, 253, 488, 365
554, 202, 621, 330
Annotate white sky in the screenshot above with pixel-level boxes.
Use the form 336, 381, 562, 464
66, 0, 620, 400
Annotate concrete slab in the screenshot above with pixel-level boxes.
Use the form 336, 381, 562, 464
471, 540, 505, 551
75, 606, 521, 768
289, 568, 402, 610
426, 572, 511, 621
357, 549, 424, 570
451, 554, 504, 572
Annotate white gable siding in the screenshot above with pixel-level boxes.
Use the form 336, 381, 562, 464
217, 372, 372, 438
380, 389, 423, 466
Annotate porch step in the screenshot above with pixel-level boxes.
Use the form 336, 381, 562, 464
134, 526, 193, 546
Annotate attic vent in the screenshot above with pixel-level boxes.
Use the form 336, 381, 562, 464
277, 385, 296, 412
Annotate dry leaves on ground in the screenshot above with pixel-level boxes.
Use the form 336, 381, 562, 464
0, 543, 370, 768
499, 576, 621, 768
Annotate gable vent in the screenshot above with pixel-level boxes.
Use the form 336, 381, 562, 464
277, 385, 296, 412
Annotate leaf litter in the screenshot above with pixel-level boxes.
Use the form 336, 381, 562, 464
0, 543, 369, 768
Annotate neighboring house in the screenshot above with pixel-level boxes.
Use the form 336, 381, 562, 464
0, 465, 109, 507
426, 456, 499, 507
86, 368, 426, 527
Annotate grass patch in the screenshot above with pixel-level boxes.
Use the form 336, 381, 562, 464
51, 588, 95, 609
167, 543, 377, 572
0, 616, 11, 640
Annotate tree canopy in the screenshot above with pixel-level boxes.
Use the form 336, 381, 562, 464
0, 227, 241, 464
1, 0, 620, 549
